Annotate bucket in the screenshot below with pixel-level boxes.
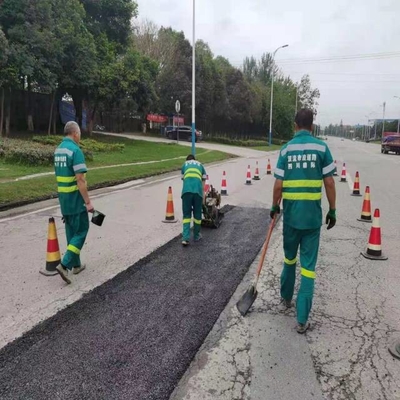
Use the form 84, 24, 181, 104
91, 210, 105, 227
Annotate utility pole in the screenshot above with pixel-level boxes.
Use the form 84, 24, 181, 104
382, 101, 386, 139
191, 0, 196, 156
268, 44, 289, 146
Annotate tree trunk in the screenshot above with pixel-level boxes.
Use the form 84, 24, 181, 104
48, 91, 56, 135
70, 89, 83, 128
88, 102, 97, 136
53, 99, 57, 135
5, 88, 11, 137
0, 87, 4, 137
27, 76, 34, 132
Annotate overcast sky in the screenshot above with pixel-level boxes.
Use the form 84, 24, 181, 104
137, 0, 400, 127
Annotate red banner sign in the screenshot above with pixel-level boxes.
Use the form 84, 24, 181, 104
147, 114, 168, 123
173, 116, 185, 125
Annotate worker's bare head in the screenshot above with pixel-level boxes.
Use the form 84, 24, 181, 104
64, 121, 81, 144
186, 154, 196, 161
295, 109, 314, 132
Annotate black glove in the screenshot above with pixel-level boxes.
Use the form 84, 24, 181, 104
270, 204, 281, 220
326, 209, 336, 230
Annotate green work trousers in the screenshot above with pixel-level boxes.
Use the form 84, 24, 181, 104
182, 193, 202, 241
62, 211, 89, 270
280, 224, 321, 324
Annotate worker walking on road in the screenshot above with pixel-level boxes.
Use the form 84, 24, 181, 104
270, 109, 337, 333
181, 154, 207, 246
54, 121, 94, 284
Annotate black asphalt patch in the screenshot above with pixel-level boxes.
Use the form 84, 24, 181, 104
0, 206, 270, 400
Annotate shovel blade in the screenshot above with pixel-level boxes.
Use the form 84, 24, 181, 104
236, 285, 258, 317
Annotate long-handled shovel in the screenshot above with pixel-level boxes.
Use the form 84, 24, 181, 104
236, 212, 279, 316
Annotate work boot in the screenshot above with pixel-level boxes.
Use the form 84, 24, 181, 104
278, 298, 292, 311
182, 240, 189, 247
73, 264, 86, 275
194, 234, 202, 242
296, 322, 310, 334
56, 265, 71, 284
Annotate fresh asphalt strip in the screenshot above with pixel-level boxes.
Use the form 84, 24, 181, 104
0, 206, 270, 400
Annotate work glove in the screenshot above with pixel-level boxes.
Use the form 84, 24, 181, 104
326, 209, 336, 230
270, 204, 281, 220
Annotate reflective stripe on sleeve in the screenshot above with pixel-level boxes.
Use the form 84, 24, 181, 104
283, 180, 322, 188
73, 163, 87, 172
275, 168, 285, 178
301, 268, 316, 279
58, 185, 78, 193
282, 192, 322, 201
323, 162, 336, 176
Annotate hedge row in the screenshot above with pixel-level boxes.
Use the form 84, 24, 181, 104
32, 136, 125, 153
206, 136, 286, 147
0, 139, 94, 166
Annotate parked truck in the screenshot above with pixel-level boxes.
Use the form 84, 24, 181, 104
381, 132, 400, 154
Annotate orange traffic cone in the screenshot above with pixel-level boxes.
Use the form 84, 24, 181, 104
361, 209, 388, 260
333, 160, 338, 176
162, 186, 177, 223
253, 162, 260, 180
221, 171, 228, 195
204, 175, 210, 194
40, 217, 61, 276
340, 163, 347, 182
351, 171, 362, 196
266, 159, 272, 175
357, 186, 372, 222
245, 165, 252, 185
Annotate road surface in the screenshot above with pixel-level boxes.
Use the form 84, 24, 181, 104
0, 136, 399, 400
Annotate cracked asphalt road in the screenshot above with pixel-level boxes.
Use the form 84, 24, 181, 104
171, 137, 400, 400
0, 206, 270, 400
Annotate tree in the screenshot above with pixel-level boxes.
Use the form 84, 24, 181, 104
81, 0, 138, 52
0, 0, 60, 131
297, 74, 320, 114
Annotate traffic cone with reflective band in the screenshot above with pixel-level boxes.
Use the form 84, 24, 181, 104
340, 163, 347, 182
357, 186, 372, 222
40, 217, 61, 276
221, 171, 228, 195
253, 162, 260, 180
361, 209, 388, 261
266, 159, 272, 175
351, 171, 362, 196
333, 160, 338, 176
245, 165, 252, 185
162, 186, 177, 223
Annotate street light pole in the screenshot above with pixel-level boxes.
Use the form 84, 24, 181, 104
382, 101, 386, 139
394, 96, 400, 134
268, 44, 289, 146
191, 0, 196, 156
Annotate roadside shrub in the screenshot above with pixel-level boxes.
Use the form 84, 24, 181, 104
1, 139, 93, 166
206, 136, 287, 147
33, 136, 125, 153
80, 139, 125, 153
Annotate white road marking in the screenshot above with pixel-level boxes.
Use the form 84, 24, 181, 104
347, 173, 354, 192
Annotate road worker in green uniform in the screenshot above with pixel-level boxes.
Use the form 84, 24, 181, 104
270, 109, 337, 333
54, 121, 94, 284
181, 154, 207, 246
